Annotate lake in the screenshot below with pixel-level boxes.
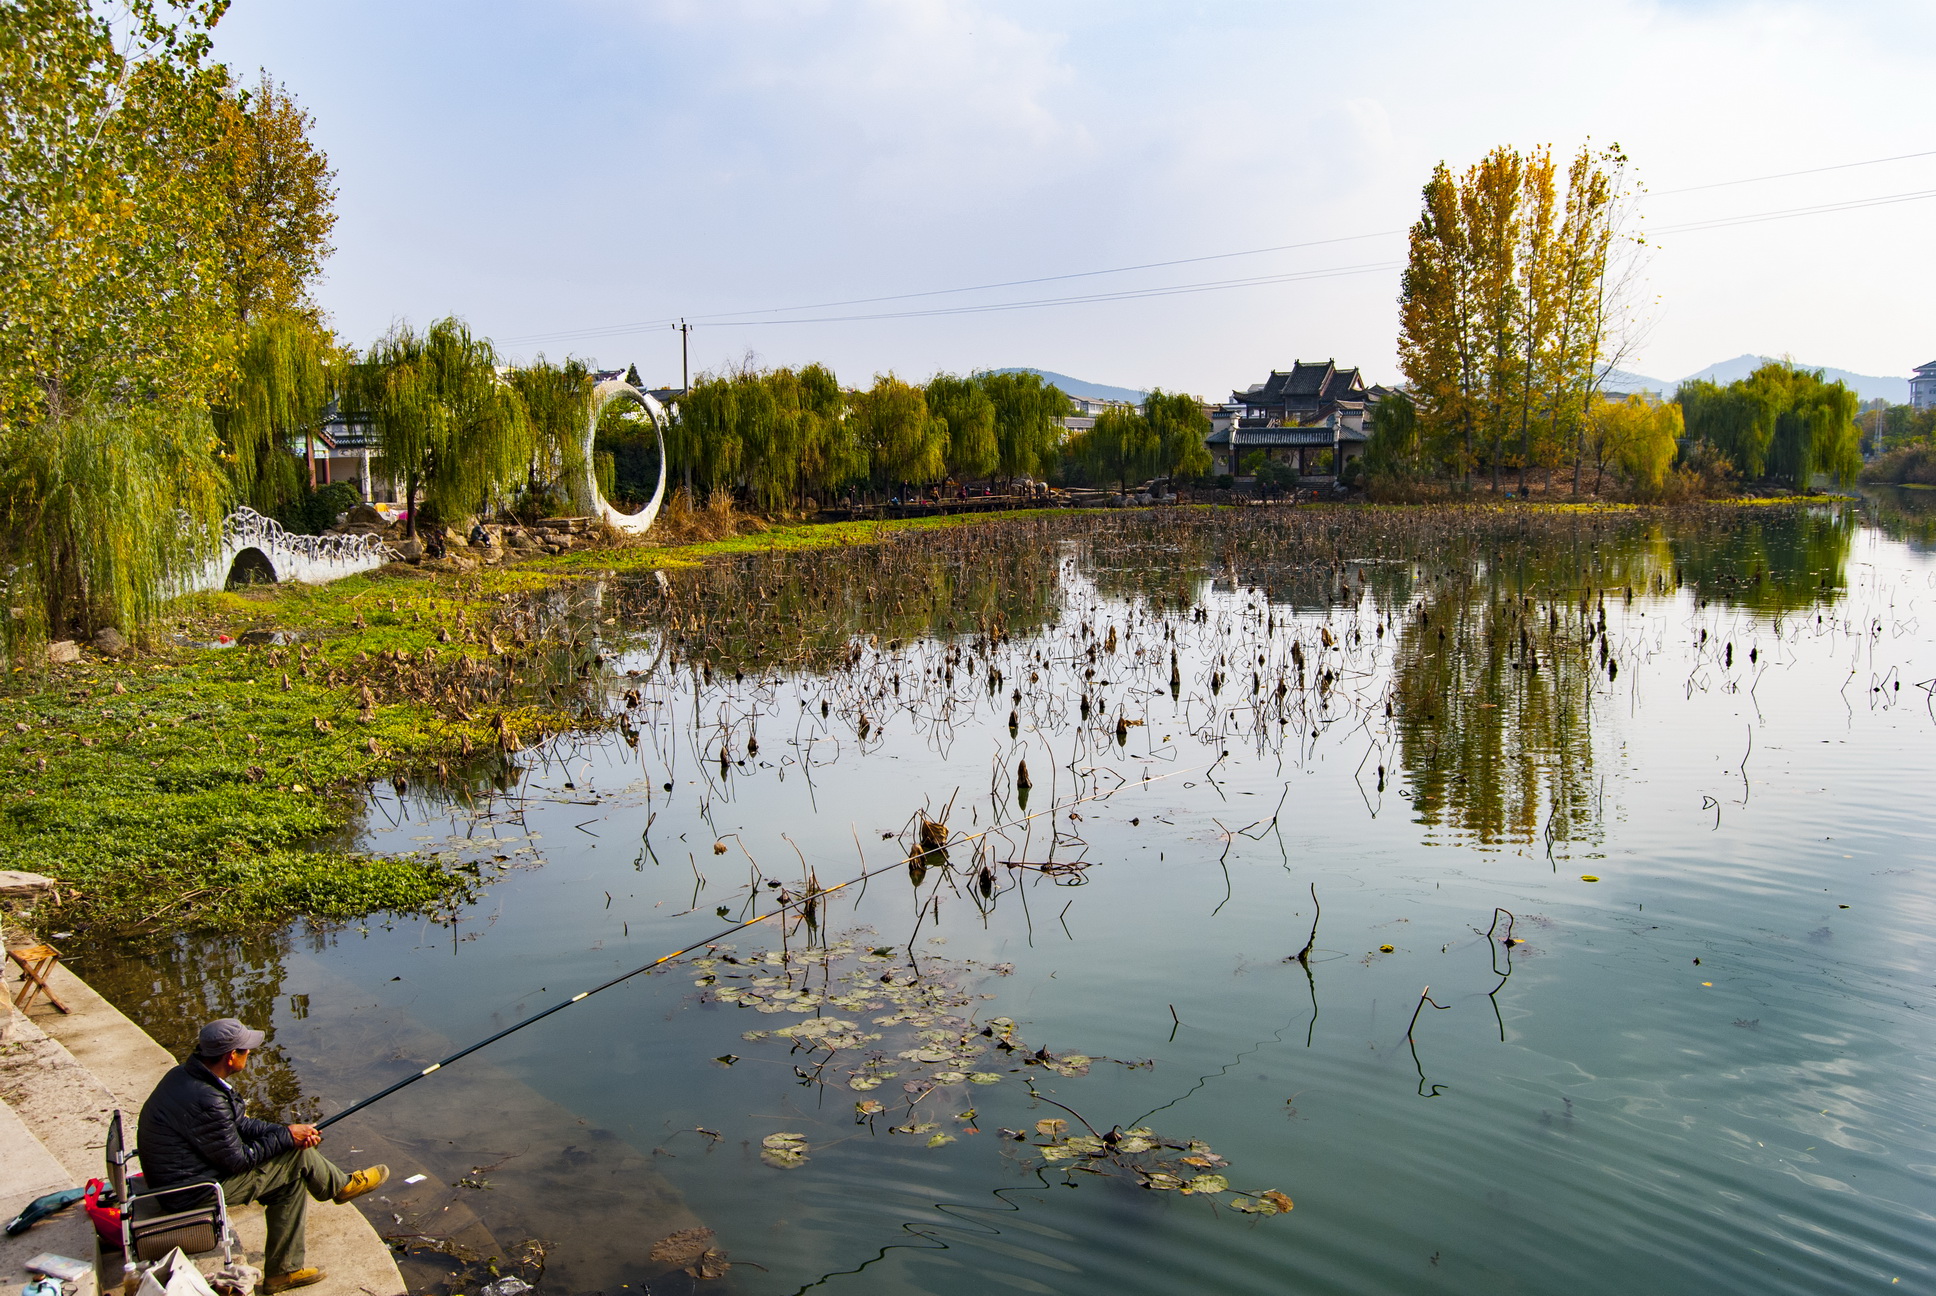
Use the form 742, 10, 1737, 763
81, 499, 1936, 1295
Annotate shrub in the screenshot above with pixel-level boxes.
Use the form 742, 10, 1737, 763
1859, 443, 1936, 486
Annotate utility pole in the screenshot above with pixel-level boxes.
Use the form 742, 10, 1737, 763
672, 319, 691, 393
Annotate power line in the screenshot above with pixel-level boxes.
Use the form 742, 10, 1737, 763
700, 259, 1404, 327
496, 152, 1936, 350
1651, 186, 1936, 234
493, 228, 1403, 347
1651, 147, 1936, 196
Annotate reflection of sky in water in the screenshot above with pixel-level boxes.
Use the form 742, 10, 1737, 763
86, 508, 1936, 1295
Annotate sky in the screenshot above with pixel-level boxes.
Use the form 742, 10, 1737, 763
207, 0, 1936, 397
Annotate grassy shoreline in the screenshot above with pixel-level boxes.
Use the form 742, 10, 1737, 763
0, 499, 1819, 935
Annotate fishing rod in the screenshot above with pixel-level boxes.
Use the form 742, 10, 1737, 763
317, 763, 1195, 1129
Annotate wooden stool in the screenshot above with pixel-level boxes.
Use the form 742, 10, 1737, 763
7, 943, 69, 1013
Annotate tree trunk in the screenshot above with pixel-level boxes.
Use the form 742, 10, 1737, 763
405, 473, 419, 538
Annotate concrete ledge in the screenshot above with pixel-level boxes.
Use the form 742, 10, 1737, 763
4, 962, 407, 1296
0, 1011, 101, 1296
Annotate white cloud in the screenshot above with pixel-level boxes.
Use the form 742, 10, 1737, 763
209, 0, 1936, 391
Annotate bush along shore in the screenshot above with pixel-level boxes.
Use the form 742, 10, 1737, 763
0, 500, 1819, 937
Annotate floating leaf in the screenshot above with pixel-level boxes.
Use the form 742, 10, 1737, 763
927, 1133, 956, 1148
1580, 875, 1600, 882
849, 1075, 883, 1091
1181, 1174, 1229, 1195
968, 1072, 1003, 1085
1261, 1190, 1294, 1212
1036, 1118, 1068, 1138
760, 1132, 809, 1168
855, 1099, 886, 1116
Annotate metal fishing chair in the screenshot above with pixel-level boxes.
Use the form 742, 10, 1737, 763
106, 1110, 236, 1272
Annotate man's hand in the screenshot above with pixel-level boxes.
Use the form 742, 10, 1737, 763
288, 1124, 322, 1148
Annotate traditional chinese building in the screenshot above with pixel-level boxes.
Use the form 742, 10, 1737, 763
1205, 360, 1383, 477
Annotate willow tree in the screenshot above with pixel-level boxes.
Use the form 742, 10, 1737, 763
212, 313, 340, 516
975, 371, 1066, 484
1764, 366, 1861, 489
784, 364, 858, 505
1142, 390, 1212, 481
926, 373, 998, 481
350, 320, 529, 537
1070, 406, 1156, 492
1362, 389, 1423, 479
671, 369, 749, 502
0, 1, 240, 660
1678, 363, 1860, 489
508, 357, 593, 503
854, 375, 945, 490
1586, 393, 1681, 496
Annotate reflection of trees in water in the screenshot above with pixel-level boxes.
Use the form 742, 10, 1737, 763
1385, 506, 1850, 849
626, 525, 1067, 674
77, 926, 322, 1122
1669, 506, 1854, 614
1860, 486, 1936, 551
1393, 584, 1601, 850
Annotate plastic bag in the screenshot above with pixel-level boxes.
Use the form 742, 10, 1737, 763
134, 1249, 219, 1296
480, 1279, 532, 1296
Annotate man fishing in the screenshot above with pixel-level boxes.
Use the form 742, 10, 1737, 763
137, 1019, 389, 1293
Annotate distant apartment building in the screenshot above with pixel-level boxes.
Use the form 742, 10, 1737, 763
1912, 360, 1936, 410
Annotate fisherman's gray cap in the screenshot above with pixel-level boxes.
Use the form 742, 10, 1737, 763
197, 1019, 266, 1057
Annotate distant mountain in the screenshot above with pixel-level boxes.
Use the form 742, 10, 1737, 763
1607, 356, 1910, 404
1676, 355, 1908, 404
987, 368, 1149, 403
1603, 366, 1674, 396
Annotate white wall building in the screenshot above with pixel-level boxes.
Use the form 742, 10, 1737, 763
1911, 360, 1936, 410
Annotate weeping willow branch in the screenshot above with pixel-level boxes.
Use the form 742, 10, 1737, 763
0, 402, 227, 666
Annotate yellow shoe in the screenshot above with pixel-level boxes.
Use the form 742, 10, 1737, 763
264, 1269, 326, 1293
332, 1164, 389, 1204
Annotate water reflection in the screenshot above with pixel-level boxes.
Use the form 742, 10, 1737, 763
1860, 485, 1936, 549
64, 501, 1917, 1296
1669, 506, 1854, 613
1392, 586, 1600, 849
77, 926, 321, 1122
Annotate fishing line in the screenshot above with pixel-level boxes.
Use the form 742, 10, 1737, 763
316, 763, 1196, 1129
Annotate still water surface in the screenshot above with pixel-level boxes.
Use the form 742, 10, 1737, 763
88, 502, 1936, 1295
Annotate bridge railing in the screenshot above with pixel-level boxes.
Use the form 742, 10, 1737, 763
223, 506, 395, 567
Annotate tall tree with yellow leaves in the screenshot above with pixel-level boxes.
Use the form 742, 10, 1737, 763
211, 73, 338, 324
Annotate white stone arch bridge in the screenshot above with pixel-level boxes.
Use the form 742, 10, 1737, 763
189, 508, 393, 592
188, 376, 668, 592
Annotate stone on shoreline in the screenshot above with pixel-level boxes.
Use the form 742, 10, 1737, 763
0, 870, 57, 901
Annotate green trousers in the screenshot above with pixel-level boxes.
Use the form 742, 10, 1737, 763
218, 1146, 350, 1277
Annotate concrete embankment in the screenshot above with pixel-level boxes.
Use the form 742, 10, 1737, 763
0, 960, 406, 1296
5, 949, 711, 1295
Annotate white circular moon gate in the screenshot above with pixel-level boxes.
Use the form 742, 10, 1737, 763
576, 376, 669, 534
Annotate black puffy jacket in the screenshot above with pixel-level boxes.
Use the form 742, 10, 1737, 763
136, 1057, 295, 1189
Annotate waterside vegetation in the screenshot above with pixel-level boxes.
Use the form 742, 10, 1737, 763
0, 497, 1837, 938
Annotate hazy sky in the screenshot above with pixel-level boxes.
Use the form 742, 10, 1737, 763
209, 0, 1936, 396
